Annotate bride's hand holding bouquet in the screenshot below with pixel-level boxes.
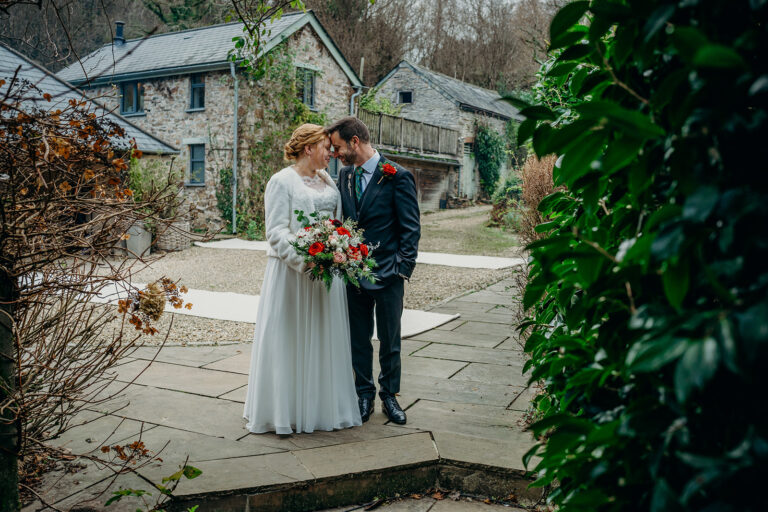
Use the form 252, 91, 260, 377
291, 209, 377, 291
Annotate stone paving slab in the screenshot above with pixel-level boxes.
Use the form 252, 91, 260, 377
451, 362, 529, 387
128, 343, 247, 367
452, 321, 514, 338
31, 277, 539, 511
292, 432, 437, 478
90, 384, 248, 440
433, 431, 534, 471
110, 359, 248, 397
401, 374, 517, 407
404, 400, 526, 441
413, 344, 526, 366
410, 329, 507, 349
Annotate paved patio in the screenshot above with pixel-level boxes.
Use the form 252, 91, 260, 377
26, 276, 538, 512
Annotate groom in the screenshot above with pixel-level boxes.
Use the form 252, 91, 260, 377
328, 117, 420, 425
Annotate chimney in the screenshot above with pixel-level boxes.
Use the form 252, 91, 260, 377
114, 21, 125, 46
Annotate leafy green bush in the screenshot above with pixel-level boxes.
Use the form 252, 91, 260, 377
517, 1, 767, 510
474, 124, 507, 196
359, 86, 402, 115
488, 174, 523, 230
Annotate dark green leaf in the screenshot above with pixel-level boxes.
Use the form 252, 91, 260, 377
643, 5, 675, 42
519, 105, 556, 121
682, 186, 719, 223
548, 62, 579, 77
673, 27, 709, 62
517, 118, 536, 146
559, 44, 594, 61
627, 337, 690, 372
674, 337, 720, 402
662, 257, 689, 310
693, 44, 748, 69
550, 1, 590, 42
550, 29, 588, 51
555, 133, 605, 185
533, 123, 555, 156
522, 443, 542, 469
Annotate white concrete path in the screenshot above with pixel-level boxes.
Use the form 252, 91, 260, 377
193, 239, 525, 270
93, 282, 458, 340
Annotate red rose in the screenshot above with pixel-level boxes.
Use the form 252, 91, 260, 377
308, 242, 324, 256
331, 219, 343, 227
359, 243, 369, 257
336, 227, 351, 237
382, 163, 397, 176
304, 226, 312, 231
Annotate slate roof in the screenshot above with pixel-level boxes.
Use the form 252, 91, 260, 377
1, 43, 178, 154
58, 11, 360, 88
382, 61, 523, 122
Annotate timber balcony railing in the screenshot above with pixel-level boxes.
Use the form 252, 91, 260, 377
358, 109, 461, 158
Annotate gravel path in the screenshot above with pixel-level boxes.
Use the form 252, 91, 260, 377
106, 205, 522, 345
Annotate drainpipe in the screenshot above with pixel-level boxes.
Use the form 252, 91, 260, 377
230, 61, 239, 234
349, 85, 362, 116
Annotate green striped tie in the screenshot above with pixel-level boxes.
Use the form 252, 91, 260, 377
354, 167, 365, 201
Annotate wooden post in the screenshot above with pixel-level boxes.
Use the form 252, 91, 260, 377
378, 114, 383, 146
438, 128, 442, 155
400, 117, 404, 149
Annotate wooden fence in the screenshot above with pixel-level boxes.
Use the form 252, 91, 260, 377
358, 109, 460, 157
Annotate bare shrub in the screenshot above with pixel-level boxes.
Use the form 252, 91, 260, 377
518, 154, 557, 247
0, 74, 193, 497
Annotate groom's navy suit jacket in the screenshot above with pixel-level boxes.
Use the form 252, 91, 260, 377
337, 156, 420, 290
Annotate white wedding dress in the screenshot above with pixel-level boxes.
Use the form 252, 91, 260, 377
243, 171, 362, 434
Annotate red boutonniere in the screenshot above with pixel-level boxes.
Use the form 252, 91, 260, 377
377, 163, 397, 184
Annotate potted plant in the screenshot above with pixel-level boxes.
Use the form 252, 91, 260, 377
127, 156, 188, 253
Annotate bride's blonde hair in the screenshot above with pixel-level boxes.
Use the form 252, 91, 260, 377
284, 123, 328, 162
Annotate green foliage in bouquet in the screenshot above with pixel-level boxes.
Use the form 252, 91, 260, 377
292, 210, 377, 291
515, 0, 767, 510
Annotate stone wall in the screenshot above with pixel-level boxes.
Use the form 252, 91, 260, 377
85, 24, 354, 231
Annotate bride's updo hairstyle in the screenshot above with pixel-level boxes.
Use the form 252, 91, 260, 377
284, 123, 327, 162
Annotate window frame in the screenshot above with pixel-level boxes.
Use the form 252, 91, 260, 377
187, 144, 206, 186
120, 81, 144, 115
188, 73, 205, 111
296, 67, 316, 110
397, 90, 413, 104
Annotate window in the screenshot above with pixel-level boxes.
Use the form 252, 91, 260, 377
296, 67, 316, 109
121, 81, 144, 115
397, 91, 413, 104
188, 144, 205, 185
189, 74, 205, 110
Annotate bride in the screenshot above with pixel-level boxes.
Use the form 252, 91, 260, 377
243, 124, 362, 434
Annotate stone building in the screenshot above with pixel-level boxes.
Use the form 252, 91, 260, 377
58, 11, 362, 230
1, 42, 177, 157
374, 60, 522, 200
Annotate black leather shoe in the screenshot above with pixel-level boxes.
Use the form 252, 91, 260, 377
380, 394, 407, 425
358, 396, 374, 423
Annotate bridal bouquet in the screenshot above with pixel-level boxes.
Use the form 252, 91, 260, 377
291, 210, 377, 291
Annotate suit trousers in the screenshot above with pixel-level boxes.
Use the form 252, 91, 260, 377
347, 277, 404, 399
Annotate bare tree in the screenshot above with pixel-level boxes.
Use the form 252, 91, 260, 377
0, 71, 191, 510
